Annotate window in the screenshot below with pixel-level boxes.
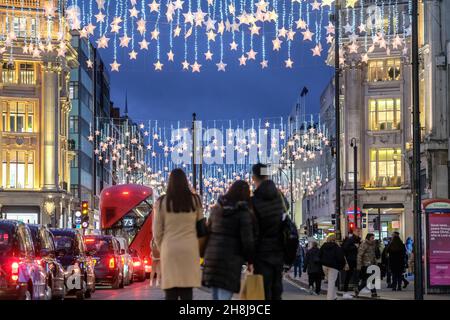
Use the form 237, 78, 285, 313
368, 148, 402, 188
2, 62, 16, 84
19, 63, 35, 85
13, 17, 27, 38
1, 150, 34, 189
69, 116, 79, 133
368, 59, 401, 82
2, 101, 34, 132
368, 98, 401, 131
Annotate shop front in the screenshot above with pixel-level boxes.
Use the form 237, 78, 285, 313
1, 205, 40, 224
363, 203, 404, 242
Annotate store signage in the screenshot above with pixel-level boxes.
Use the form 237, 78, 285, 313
427, 213, 450, 287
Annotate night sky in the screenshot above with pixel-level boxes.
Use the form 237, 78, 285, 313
97, 25, 333, 123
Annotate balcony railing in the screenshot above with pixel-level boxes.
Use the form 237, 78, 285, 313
366, 176, 402, 189
0, 0, 47, 8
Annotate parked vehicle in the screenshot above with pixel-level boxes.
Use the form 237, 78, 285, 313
84, 235, 124, 289
130, 248, 146, 282
115, 237, 134, 285
50, 228, 95, 299
28, 224, 66, 300
0, 220, 47, 300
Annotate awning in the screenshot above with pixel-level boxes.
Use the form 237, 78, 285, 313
362, 203, 404, 209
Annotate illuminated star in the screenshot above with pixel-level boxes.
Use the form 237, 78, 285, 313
278, 27, 288, 38
230, 41, 238, 50
255, 0, 269, 12
182, 60, 190, 70
204, 50, 213, 60
344, 23, 353, 34
228, 3, 235, 15
361, 53, 369, 63
194, 9, 207, 27
346, 0, 358, 8
348, 42, 359, 53
137, 18, 146, 35
110, 23, 121, 33
260, 60, 268, 69
86, 23, 96, 35
119, 34, 131, 47
139, 38, 149, 50
191, 61, 201, 73
151, 28, 160, 40
149, 0, 160, 12
285, 58, 293, 68
167, 50, 175, 61
287, 30, 296, 41
326, 34, 334, 44
173, 25, 182, 37
250, 24, 261, 36
325, 22, 335, 34
205, 17, 216, 31
173, 0, 184, 10
311, 0, 321, 10
247, 49, 257, 60
239, 54, 247, 66
86, 59, 93, 68
129, 7, 139, 18
295, 18, 307, 30
129, 50, 138, 60
110, 60, 121, 72
206, 30, 217, 41
311, 44, 323, 56
216, 61, 227, 71
302, 29, 314, 41
95, 11, 106, 23
322, 0, 335, 8
183, 11, 194, 24
96, 35, 110, 48
358, 23, 366, 33
272, 38, 282, 51
153, 60, 163, 71
96, 0, 106, 10
217, 21, 225, 34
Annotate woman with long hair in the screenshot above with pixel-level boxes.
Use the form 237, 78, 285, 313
153, 168, 204, 300
202, 180, 255, 300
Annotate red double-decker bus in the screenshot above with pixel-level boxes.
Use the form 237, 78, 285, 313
99, 184, 155, 276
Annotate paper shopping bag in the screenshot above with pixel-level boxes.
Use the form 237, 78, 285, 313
239, 274, 265, 300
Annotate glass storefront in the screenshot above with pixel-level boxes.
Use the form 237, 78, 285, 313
366, 207, 403, 241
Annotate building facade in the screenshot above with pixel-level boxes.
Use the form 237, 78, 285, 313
0, 1, 78, 226
68, 32, 112, 230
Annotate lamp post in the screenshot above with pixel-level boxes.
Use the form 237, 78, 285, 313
350, 138, 358, 229
411, 0, 424, 300
332, 0, 342, 241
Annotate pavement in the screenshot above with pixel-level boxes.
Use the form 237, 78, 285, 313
84, 276, 319, 300
285, 271, 450, 300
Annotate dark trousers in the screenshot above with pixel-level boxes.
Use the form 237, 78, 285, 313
293, 257, 302, 278
343, 266, 357, 292
391, 271, 403, 290
308, 272, 322, 294
357, 266, 377, 294
165, 287, 193, 300
254, 260, 283, 300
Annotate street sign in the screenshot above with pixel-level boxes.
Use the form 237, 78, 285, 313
75, 217, 82, 224
75, 211, 81, 217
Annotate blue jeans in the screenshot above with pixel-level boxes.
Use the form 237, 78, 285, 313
212, 287, 234, 300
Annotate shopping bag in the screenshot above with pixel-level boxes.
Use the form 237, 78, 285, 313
239, 273, 265, 300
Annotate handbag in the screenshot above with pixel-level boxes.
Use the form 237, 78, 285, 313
240, 273, 265, 300
197, 218, 209, 258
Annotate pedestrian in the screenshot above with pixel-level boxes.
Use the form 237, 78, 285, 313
319, 234, 346, 300
355, 233, 378, 298
293, 244, 305, 279
202, 180, 255, 300
251, 163, 287, 300
385, 232, 408, 291
381, 237, 392, 287
303, 241, 322, 295
153, 168, 204, 300
341, 230, 361, 292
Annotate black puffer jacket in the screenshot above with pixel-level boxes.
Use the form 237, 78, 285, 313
319, 242, 346, 271
303, 247, 322, 274
251, 180, 287, 266
342, 235, 361, 268
202, 197, 255, 293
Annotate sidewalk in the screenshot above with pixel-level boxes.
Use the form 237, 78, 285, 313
286, 271, 450, 300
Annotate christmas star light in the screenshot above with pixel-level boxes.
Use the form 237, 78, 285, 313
129, 50, 138, 60
204, 50, 213, 60
110, 60, 121, 72
216, 61, 227, 71
139, 38, 149, 50
96, 35, 110, 48
154, 60, 163, 71
247, 49, 257, 60
346, 0, 358, 8
302, 29, 314, 41
239, 54, 247, 66
129, 7, 139, 18
167, 50, 175, 61
182, 60, 190, 70
191, 61, 202, 72
149, 0, 160, 12
285, 58, 293, 68
230, 41, 238, 50
272, 38, 282, 51
119, 34, 131, 47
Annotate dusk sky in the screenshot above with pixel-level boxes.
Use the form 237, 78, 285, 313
98, 32, 334, 123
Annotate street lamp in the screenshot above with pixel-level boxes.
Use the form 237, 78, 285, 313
350, 138, 358, 229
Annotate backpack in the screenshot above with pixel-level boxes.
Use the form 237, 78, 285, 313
281, 213, 300, 266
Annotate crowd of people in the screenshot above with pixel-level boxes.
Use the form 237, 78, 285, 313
150, 163, 414, 301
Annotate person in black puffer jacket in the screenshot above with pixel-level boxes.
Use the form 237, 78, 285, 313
319, 234, 346, 300
251, 163, 288, 300
202, 180, 255, 300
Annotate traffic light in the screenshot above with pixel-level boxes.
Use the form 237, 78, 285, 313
313, 223, 318, 235
331, 213, 336, 225
348, 222, 355, 233
81, 201, 89, 229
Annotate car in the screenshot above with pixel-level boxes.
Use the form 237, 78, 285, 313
28, 224, 66, 300
129, 248, 146, 282
84, 235, 124, 289
0, 220, 48, 300
115, 237, 134, 285
50, 229, 95, 299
